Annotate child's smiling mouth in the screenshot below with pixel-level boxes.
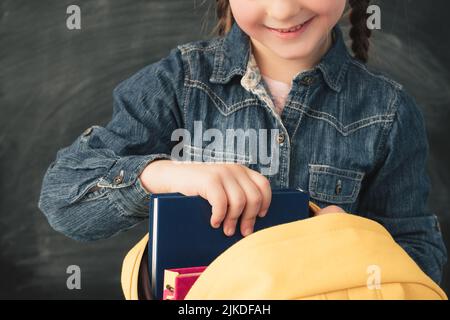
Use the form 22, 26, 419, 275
265, 16, 316, 39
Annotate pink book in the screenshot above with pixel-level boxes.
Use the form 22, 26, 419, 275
163, 266, 207, 300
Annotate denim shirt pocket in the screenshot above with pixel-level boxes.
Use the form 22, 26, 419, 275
308, 164, 365, 208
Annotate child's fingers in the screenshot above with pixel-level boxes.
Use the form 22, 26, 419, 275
315, 205, 346, 216
220, 175, 247, 237
235, 175, 263, 237
245, 168, 272, 217
200, 178, 228, 229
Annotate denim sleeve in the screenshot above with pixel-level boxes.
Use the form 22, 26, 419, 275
356, 88, 448, 285
38, 48, 185, 242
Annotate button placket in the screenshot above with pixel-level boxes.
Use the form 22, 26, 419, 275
240, 52, 291, 187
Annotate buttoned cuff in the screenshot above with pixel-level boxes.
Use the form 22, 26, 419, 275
99, 153, 172, 217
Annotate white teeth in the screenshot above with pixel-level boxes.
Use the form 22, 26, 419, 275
276, 24, 303, 33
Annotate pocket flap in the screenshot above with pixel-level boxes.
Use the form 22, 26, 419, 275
308, 164, 364, 204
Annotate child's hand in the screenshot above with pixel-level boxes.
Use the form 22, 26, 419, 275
140, 160, 272, 237
314, 205, 346, 216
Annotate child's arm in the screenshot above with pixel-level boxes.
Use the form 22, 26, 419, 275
38, 48, 185, 241
356, 89, 447, 285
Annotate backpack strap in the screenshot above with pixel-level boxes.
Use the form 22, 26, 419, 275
121, 234, 149, 300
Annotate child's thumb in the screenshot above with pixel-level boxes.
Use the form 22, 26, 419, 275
315, 205, 346, 216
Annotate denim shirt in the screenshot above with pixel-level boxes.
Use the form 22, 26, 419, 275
38, 22, 447, 284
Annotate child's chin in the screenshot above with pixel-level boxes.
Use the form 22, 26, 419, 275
271, 46, 315, 61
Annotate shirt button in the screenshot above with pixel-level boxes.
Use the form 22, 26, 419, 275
113, 170, 124, 185
82, 126, 93, 136
335, 179, 342, 195
113, 175, 123, 185
277, 133, 286, 144
300, 76, 315, 86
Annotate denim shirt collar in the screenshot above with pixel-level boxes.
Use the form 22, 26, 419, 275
209, 21, 351, 92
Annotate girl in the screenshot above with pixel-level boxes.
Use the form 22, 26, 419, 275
38, 0, 447, 284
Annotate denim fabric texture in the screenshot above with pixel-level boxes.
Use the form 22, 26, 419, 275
38, 22, 447, 284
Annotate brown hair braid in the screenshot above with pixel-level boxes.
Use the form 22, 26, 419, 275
213, 0, 372, 63
349, 0, 372, 63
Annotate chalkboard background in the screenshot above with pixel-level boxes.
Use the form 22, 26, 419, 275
1, 0, 449, 299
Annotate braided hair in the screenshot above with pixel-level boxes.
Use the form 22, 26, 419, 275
348, 0, 372, 63
213, 0, 372, 63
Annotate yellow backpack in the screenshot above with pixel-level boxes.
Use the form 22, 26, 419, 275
121, 204, 447, 300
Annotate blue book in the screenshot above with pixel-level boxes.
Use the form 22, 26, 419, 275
148, 188, 310, 300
